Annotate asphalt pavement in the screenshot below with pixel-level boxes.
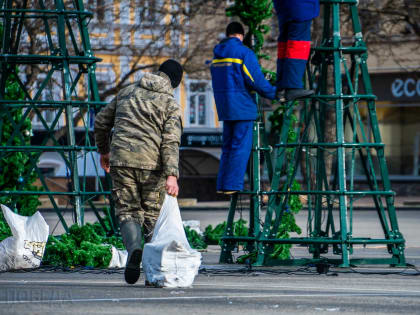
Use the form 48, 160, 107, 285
1, 259, 420, 315
0, 203, 420, 314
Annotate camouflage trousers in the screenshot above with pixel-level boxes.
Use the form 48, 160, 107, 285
110, 166, 166, 241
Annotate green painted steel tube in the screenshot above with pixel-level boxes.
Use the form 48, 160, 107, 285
222, 236, 257, 242
263, 257, 403, 267
38, 0, 55, 51
313, 88, 326, 259
261, 125, 274, 182
274, 142, 384, 148
0, 8, 93, 16
311, 94, 376, 100
0, 99, 105, 105
312, 46, 367, 53
223, 236, 404, 245
239, 190, 395, 196
250, 120, 261, 248
219, 194, 238, 264
11, 0, 27, 55
0, 146, 97, 151
256, 147, 272, 151
0, 191, 111, 196
0, 14, 87, 19
1, 103, 105, 108
0, 54, 101, 64
55, 0, 83, 226
331, 1, 351, 267
76, 0, 111, 228
260, 238, 404, 245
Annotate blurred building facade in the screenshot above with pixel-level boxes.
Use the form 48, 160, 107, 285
32, 0, 231, 201
32, 1, 420, 201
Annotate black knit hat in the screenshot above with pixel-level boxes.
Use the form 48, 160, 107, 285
158, 59, 183, 88
226, 22, 244, 37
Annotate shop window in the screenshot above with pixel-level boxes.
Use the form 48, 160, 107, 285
188, 81, 212, 127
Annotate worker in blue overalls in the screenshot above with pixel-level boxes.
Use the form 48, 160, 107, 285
210, 22, 277, 194
274, 0, 320, 101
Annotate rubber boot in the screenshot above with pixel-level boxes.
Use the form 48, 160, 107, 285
120, 221, 143, 285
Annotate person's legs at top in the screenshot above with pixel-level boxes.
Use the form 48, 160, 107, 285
276, 17, 288, 102
217, 120, 253, 192
278, 19, 314, 101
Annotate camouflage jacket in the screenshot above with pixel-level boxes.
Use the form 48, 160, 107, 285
94, 72, 182, 178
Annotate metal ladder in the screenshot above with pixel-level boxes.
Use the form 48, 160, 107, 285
220, 0, 406, 267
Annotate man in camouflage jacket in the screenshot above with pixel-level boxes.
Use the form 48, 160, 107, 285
94, 59, 183, 284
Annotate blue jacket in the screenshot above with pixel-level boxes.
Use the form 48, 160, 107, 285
210, 37, 277, 121
273, 0, 320, 22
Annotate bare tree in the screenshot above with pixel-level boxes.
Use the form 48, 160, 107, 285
344, 0, 420, 71
2, 0, 232, 144
86, 0, 230, 93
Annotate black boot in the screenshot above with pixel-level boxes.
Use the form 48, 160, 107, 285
285, 88, 314, 101
120, 221, 143, 285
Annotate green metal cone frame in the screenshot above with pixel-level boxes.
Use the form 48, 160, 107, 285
220, 0, 406, 267
0, 0, 116, 233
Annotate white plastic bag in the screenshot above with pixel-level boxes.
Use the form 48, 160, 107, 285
108, 246, 128, 268
0, 204, 49, 271
183, 220, 203, 236
142, 195, 202, 288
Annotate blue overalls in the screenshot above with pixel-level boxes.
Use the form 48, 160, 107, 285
210, 37, 277, 191
273, 0, 320, 89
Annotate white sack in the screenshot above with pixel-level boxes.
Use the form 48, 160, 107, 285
142, 195, 201, 288
108, 246, 128, 268
183, 220, 203, 236
0, 204, 49, 271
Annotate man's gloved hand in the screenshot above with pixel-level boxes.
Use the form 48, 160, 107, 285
276, 88, 286, 102
100, 153, 110, 173
166, 175, 179, 197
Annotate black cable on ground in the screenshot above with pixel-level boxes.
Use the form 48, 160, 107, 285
1, 264, 419, 277
0, 266, 124, 275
